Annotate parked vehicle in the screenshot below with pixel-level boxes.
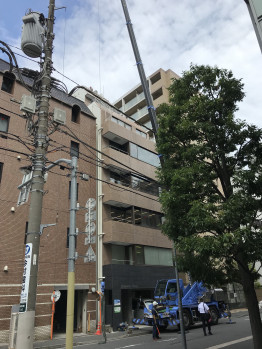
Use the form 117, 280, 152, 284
144, 279, 226, 330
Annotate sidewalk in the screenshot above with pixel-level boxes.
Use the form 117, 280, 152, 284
0, 325, 151, 349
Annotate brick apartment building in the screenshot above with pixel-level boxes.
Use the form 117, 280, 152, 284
0, 59, 98, 343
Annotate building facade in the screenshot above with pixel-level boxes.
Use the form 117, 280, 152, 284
74, 68, 182, 331
114, 68, 180, 137
0, 59, 97, 343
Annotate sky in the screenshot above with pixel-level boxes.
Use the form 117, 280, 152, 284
0, 0, 261, 127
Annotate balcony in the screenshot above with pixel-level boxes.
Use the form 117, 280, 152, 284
131, 106, 148, 121
102, 146, 158, 180
124, 92, 145, 112
102, 219, 171, 248
102, 180, 161, 212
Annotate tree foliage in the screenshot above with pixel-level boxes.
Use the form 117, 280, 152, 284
157, 64, 262, 347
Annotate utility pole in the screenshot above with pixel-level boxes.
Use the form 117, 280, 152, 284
16, 1, 55, 348
66, 156, 78, 349
120, 1, 187, 348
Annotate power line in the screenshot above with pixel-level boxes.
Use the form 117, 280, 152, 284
2, 41, 155, 133
59, 126, 159, 183
86, 174, 159, 203
0, 146, 31, 157
0, 106, 25, 118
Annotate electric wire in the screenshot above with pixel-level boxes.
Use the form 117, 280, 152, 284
59, 126, 159, 184
3, 41, 154, 133
0, 146, 32, 157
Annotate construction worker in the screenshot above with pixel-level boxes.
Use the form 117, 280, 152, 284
152, 301, 160, 340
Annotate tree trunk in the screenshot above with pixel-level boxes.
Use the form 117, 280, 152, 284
238, 261, 262, 349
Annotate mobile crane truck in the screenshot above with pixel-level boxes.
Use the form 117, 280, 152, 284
144, 279, 226, 330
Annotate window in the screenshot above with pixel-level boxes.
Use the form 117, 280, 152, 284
70, 141, 79, 158
144, 247, 173, 266
109, 140, 128, 154
71, 105, 80, 123
166, 282, 177, 293
67, 227, 77, 248
130, 143, 160, 167
0, 162, 3, 183
131, 175, 159, 196
1, 72, 15, 94
134, 245, 144, 265
134, 207, 162, 228
112, 245, 126, 264
110, 171, 130, 187
0, 114, 10, 138
111, 206, 132, 224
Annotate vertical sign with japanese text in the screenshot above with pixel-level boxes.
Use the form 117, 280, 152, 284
19, 243, 32, 312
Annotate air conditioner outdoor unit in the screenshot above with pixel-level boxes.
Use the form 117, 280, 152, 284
20, 95, 36, 113
53, 108, 66, 125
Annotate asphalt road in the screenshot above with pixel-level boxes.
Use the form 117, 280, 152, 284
0, 310, 256, 349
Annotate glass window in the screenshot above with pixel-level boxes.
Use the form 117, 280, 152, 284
110, 171, 130, 187
141, 209, 150, 227
125, 123, 131, 130
129, 143, 138, 158
131, 175, 159, 196
112, 245, 126, 264
134, 206, 161, 228
155, 280, 168, 297
144, 247, 173, 266
109, 140, 128, 154
158, 248, 173, 266
70, 141, 79, 158
0, 114, 10, 134
134, 245, 144, 265
1, 72, 15, 94
130, 142, 160, 167
72, 105, 80, 123
166, 282, 177, 293
111, 206, 132, 224
134, 207, 141, 225
144, 246, 159, 265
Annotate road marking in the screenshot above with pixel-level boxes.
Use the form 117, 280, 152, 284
160, 338, 177, 342
115, 344, 142, 349
207, 336, 252, 348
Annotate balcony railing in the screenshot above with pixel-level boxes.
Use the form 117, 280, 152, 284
124, 92, 145, 111
131, 106, 148, 121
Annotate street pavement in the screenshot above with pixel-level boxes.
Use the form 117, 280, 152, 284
0, 309, 257, 349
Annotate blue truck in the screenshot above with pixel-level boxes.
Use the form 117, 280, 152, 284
144, 279, 226, 330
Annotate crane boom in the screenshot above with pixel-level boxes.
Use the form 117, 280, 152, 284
120, 0, 159, 135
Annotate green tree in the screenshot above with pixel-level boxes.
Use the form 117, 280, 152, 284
157, 64, 262, 348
